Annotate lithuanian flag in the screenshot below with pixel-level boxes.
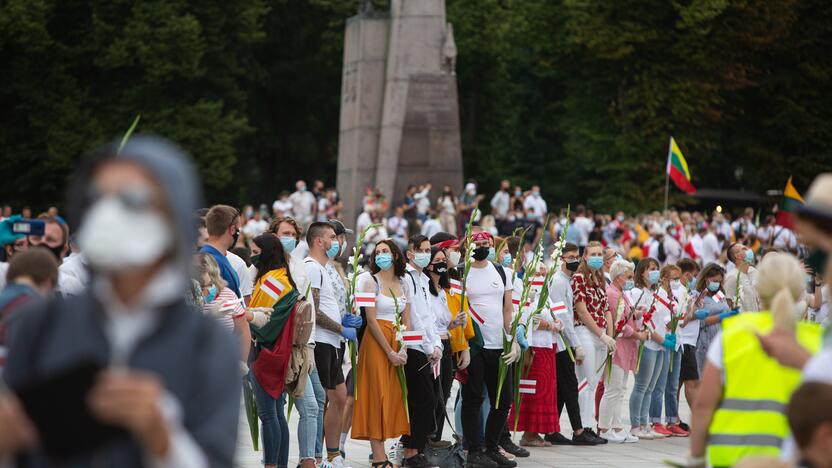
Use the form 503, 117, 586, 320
667, 137, 695, 194
776, 176, 804, 229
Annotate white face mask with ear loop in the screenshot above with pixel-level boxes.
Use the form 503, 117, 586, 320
78, 196, 173, 272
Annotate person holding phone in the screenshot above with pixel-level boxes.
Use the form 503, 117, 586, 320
0, 136, 240, 466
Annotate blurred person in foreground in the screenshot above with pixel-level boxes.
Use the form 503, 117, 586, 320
0, 136, 240, 466
687, 253, 822, 468
787, 382, 832, 468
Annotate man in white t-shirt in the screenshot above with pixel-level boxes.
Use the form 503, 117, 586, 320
306, 222, 360, 468
522, 186, 547, 223
242, 210, 269, 239
573, 205, 594, 253
458, 231, 520, 468
771, 226, 799, 253
290, 180, 318, 230
272, 191, 293, 218
701, 225, 720, 266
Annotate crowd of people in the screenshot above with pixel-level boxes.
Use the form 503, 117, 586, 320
0, 135, 831, 468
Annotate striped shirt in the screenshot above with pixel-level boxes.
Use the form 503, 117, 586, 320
203, 287, 246, 332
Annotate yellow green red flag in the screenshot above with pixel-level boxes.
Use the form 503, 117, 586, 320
667, 137, 695, 194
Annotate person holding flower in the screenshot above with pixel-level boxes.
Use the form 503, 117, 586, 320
572, 240, 614, 439
598, 259, 646, 443
351, 239, 412, 468
627, 257, 664, 440
648, 264, 688, 437
508, 263, 564, 447
689, 263, 737, 376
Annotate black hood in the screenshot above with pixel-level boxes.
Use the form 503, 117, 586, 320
67, 134, 204, 273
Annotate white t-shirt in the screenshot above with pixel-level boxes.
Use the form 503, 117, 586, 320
421, 218, 442, 240
289, 191, 317, 222
59, 253, 89, 290
226, 251, 253, 297
701, 232, 720, 265
647, 288, 680, 351
387, 216, 408, 238
573, 216, 594, 246
466, 263, 512, 349
243, 219, 269, 238
678, 288, 700, 346
355, 271, 413, 322
306, 257, 342, 347
522, 195, 547, 222
490, 191, 510, 219
272, 198, 293, 215
772, 227, 798, 251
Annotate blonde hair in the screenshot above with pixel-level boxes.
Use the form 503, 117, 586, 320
195, 253, 226, 291
755, 252, 805, 330
609, 259, 634, 281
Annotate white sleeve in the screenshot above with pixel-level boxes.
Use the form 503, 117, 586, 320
706, 331, 724, 370
147, 393, 208, 468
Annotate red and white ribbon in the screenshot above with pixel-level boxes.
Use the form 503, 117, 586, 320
518, 379, 537, 394
401, 331, 424, 346
354, 292, 376, 308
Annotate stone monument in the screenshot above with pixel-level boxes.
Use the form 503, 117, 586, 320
336, 0, 464, 227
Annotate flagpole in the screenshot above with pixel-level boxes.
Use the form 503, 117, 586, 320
664, 137, 671, 212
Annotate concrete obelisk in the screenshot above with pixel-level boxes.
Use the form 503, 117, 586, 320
336, 0, 464, 228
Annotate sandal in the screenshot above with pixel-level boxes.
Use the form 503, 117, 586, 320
519, 437, 552, 447
372, 461, 394, 468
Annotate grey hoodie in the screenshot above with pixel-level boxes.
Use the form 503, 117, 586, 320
4, 136, 240, 467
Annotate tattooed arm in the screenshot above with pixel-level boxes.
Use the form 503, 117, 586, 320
312, 287, 343, 334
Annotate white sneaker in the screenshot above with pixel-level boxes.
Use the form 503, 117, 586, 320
387, 442, 404, 466
321, 456, 351, 468
649, 427, 668, 439
620, 431, 639, 443
636, 426, 655, 440
600, 430, 625, 443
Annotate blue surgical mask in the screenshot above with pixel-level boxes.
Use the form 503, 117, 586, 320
515, 190, 521, 197
487, 247, 496, 262
204, 285, 218, 303
708, 281, 721, 293
413, 252, 431, 268
745, 250, 754, 263
688, 279, 697, 291
648, 270, 660, 285
279, 236, 297, 253
375, 253, 393, 271
587, 256, 604, 271
501, 253, 512, 268
624, 280, 635, 291
326, 241, 340, 259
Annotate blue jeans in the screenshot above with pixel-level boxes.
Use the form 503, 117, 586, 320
663, 349, 682, 423
309, 367, 326, 458
296, 373, 320, 460
650, 349, 671, 423
454, 385, 489, 442
628, 348, 662, 426
250, 370, 289, 466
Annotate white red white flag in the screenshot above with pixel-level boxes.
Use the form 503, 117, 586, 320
354, 292, 376, 308
450, 279, 463, 295
518, 379, 537, 394
260, 277, 285, 300
402, 331, 424, 346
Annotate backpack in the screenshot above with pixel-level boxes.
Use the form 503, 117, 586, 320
290, 299, 313, 345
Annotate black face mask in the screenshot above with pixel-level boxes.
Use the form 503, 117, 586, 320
250, 254, 261, 267
473, 246, 490, 261
231, 228, 240, 249
430, 262, 448, 274
806, 248, 828, 277
565, 260, 580, 272
36, 244, 64, 262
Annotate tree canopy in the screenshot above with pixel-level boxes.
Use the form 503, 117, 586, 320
1, 0, 830, 213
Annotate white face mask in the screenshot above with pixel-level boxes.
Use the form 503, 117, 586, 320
447, 251, 462, 268
78, 196, 173, 273
339, 240, 347, 258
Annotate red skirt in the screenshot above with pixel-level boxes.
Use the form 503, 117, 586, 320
508, 345, 559, 434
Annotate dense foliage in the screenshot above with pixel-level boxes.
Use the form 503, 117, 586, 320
1, 0, 830, 213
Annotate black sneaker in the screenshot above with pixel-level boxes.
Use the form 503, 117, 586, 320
484, 448, 518, 468
544, 432, 573, 446
498, 438, 529, 458
584, 428, 608, 444
570, 430, 600, 446
678, 421, 690, 432
402, 453, 435, 468
465, 449, 499, 468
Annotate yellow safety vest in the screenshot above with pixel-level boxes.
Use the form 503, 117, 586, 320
707, 312, 822, 467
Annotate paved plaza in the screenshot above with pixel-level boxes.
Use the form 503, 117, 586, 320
235, 378, 690, 468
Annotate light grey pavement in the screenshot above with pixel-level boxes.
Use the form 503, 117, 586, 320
235, 377, 690, 468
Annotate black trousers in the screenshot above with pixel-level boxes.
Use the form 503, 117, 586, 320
432, 340, 455, 441
556, 348, 582, 431
401, 349, 437, 450
461, 348, 512, 451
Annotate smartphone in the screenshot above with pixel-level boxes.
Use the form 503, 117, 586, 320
11, 219, 45, 237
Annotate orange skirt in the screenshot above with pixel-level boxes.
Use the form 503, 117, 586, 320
351, 320, 410, 441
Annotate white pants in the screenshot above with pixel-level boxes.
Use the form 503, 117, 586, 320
598, 364, 630, 430
575, 326, 607, 429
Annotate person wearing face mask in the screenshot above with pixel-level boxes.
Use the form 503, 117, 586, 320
457, 182, 483, 236
598, 259, 646, 443
647, 265, 687, 438
290, 180, 318, 231
386, 235, 443, 467
194, 253, 250, 362
459, 231, 519, 468
723, 242, 761, 313
544, 242, 602, 446
688, 264, 735, 377
352, 240, 412, 467
305, 222, 358, 468
0, 136, 241, 466
269, 216, 324, 465
490, 180, 511, 230
627, 257, 666, 440
0, 216, 31, 291
26, 216, 86, 296
201, 205, 245, 300
0, 249, 58, 375
437, 185, 458, 236
424, 245, 474, 446
430, 232, 462, 270
676, 259, 702, 422
572, 241, 614, 441
521, 185, 547, 224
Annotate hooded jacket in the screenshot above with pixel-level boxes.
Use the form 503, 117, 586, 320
3, 136, 240, 467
